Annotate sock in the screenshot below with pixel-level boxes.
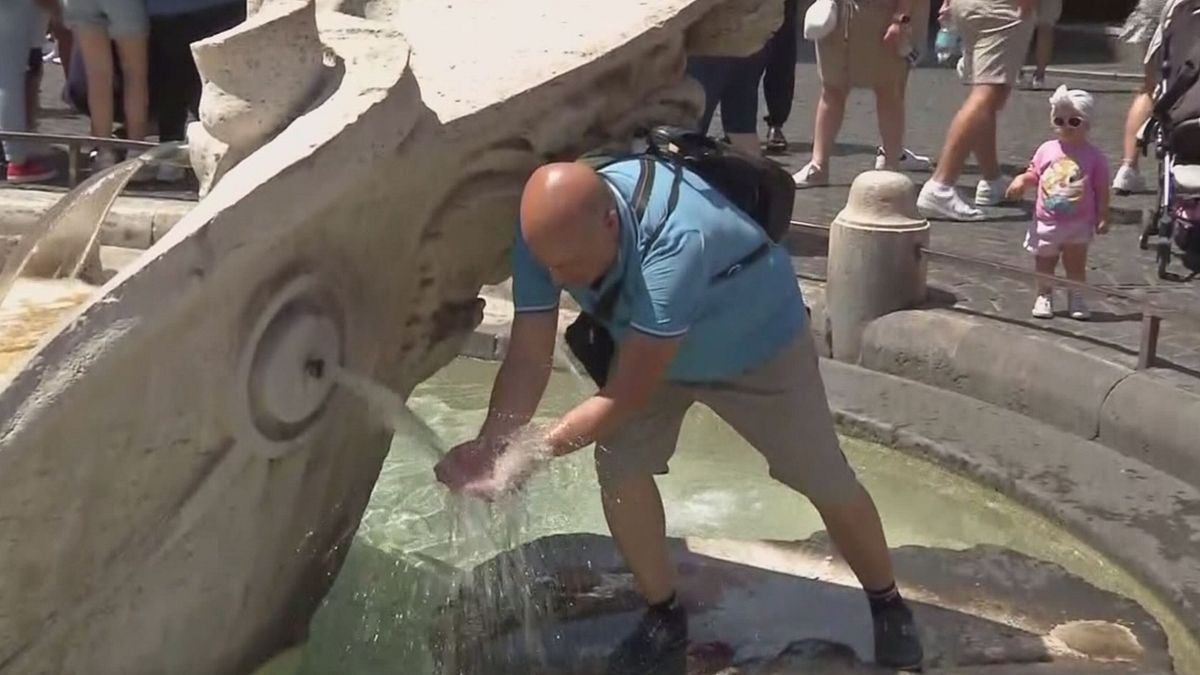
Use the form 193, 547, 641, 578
648, 592, 678, 614
866, 582, 905, 616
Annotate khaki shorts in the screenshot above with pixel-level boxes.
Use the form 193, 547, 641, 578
594, 330, 860, 507
817, 0, 932, 87
953, 0, 1035, 86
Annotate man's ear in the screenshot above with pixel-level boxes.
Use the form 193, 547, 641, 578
604, 208, 619, 233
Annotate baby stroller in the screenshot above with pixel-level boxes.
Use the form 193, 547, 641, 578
1137, 0, 1200, 279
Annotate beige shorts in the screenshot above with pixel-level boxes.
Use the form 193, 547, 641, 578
953, 0, 1036, 86
1035, 0, 1062, 26
594, 330, 860, 507
817, 0, 906, 90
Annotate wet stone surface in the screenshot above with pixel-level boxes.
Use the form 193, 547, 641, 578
432, 533, 1174, 674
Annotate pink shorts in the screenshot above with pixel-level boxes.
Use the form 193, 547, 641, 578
1024, 220, 1094, 255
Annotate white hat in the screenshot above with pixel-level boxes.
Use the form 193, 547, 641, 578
804, 0, 838, 41
1049, 85, 1095, 121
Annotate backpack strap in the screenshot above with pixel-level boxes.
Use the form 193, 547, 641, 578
593, 156, 656, 320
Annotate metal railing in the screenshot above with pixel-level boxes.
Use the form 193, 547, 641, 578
789, 219, 1200, 370
0, 131, 158, 187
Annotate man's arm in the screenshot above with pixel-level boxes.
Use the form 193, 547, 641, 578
542, 332, 679, 457
479, 310, 558, 440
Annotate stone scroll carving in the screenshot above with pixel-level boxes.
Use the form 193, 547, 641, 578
0, 2, 782, 674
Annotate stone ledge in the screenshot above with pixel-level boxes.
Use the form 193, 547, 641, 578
819, 359, 1200, 657
0, 188, 194, 249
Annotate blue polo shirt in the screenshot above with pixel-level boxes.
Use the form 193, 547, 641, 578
512, 158, 805, 383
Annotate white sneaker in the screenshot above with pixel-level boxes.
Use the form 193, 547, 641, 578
792, 161, 829, 189
91, 148, 118, 173
1032, 293, 1054, 319
1068, 291, 1091, 320
1112, 164, 1146, 194
975, 176, 1011, 206
874, 148, 935, 172
918, 181, 986, 221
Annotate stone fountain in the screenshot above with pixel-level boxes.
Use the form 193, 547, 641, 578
0, 1, 783, 673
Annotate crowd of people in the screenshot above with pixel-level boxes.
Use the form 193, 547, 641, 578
0, 0, 244, 184
686, 0, 1180, 318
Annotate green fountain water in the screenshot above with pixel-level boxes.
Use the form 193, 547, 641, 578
268, 357, 1196, 675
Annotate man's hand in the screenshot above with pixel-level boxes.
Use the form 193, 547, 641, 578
435, 429, 551, 501
938, 0, 951, 22
1016, 0, 1038, 17
434, 436, 506, 492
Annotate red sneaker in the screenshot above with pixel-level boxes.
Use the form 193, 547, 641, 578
6, 159, 57, 184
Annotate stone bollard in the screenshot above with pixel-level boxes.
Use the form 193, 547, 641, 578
825, 170, 929, 362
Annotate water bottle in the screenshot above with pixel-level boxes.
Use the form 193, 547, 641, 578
934, 15, 959, 65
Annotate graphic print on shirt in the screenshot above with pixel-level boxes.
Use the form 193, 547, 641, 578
1039, 156, 1088, 219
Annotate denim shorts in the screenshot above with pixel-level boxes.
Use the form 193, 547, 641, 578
63, 0, 148, 37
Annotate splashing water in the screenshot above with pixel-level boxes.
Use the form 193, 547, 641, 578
0, 143, 188, 305
327, 364, 551, 673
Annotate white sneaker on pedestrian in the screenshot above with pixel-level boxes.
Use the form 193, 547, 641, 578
1067, 291, 1091, 320
1031, 293, 1054, 319
792, 162, 829, 189
918, 181, 986, 221
975, 176, 1011, 206
91, 148, 119, 173
874, 148, 935, 172
1112, 163, 1146, 194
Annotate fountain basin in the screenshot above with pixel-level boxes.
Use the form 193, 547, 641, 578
284, 357, 1193, 674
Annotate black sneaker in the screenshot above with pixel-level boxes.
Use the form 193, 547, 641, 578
764, 126, 788, 154
606, 601, 688, 675
873, 602, 924, 671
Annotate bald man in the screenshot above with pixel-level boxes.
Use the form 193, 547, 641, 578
435, 161, 924, 673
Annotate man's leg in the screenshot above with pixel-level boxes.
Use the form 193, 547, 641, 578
971, 83, 1009, 182
1115, 61, 1157, 193
595, 389, 692, 675
762, 0, 798, 130
701, 331, 923, 670
602, 475, 674, 605
720, 49, 768, 156
874, 81, 905, 171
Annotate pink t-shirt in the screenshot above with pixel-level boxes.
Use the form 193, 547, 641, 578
1027, 140, 1110, 227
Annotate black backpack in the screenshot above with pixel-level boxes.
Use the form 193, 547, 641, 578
565, 127, 795, 386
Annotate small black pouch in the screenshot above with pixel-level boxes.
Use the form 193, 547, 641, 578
564, 313, 616, 387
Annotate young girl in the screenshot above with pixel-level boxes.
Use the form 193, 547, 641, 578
1007, 85, 1110, 320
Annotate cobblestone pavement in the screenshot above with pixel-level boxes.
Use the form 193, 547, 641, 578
737, 46, 1200, 391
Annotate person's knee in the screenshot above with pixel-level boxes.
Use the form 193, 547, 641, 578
822, 84, 849, 103
968, 84, 1009, 112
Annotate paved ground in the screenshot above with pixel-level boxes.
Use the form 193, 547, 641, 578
727, 42, 1200, 390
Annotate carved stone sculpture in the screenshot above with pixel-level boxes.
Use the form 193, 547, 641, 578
0, 1, 781, 673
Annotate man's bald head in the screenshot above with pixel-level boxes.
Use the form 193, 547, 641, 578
520, 162, 619, 287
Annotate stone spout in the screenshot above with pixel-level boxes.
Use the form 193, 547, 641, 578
0, 2, 784, 673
